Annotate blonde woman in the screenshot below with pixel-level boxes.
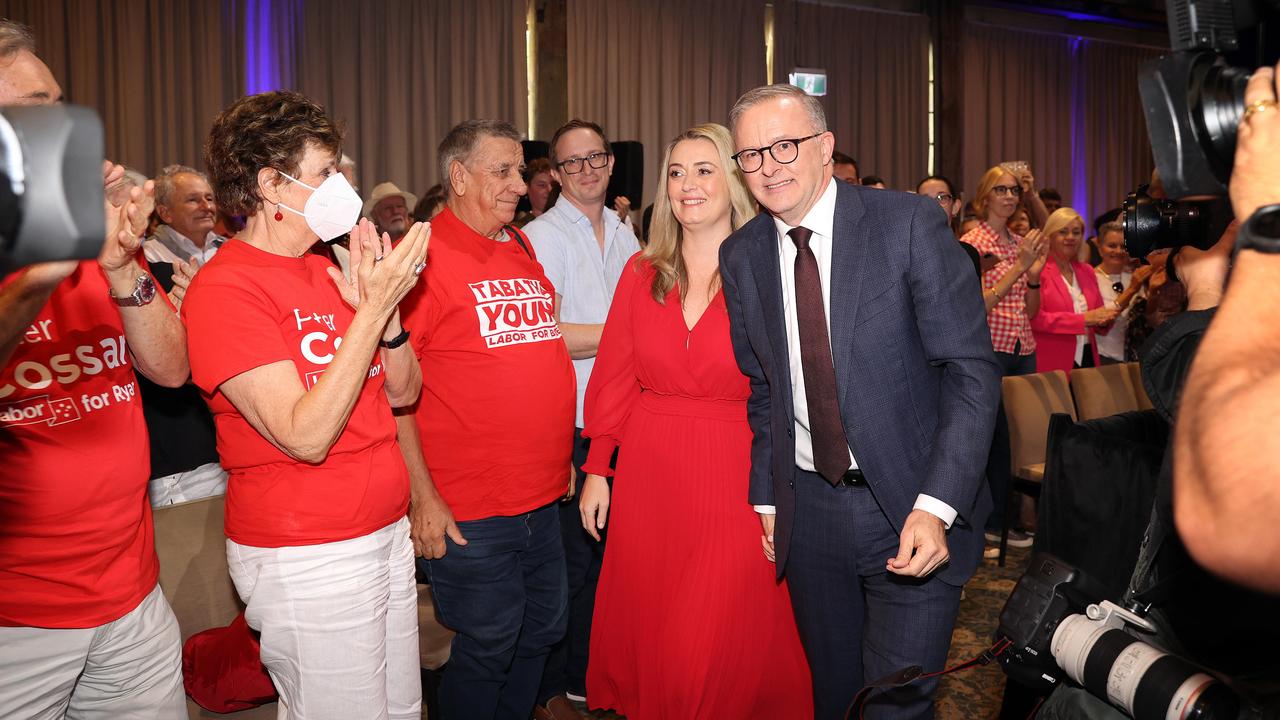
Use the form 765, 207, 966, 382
577, 124, 811, 719
1031, 207, 1119, 372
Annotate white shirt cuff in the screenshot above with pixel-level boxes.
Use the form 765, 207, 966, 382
753, 505, 777, 515
914, 494, 957, 529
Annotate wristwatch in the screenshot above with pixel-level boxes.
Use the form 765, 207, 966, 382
109, 273, 157, 307
1236, 204, 1280, 255
379, 328, 411, 349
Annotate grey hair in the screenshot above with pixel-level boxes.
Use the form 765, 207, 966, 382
0, 20, 35, 59
728, 84, 827, 135
438, 119, 522, 196
154, 164, 209, 207
1098, 221, 1125, 241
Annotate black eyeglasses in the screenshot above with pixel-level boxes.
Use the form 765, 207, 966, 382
557, 151, 610, 175
928, 192, 954, 205
732, 134, 821, 173
991, 184, 1023, 197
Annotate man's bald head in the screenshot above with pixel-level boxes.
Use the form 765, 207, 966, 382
0, 20, 61, 106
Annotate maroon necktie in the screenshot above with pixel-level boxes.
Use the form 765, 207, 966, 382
789, 226, 851, 486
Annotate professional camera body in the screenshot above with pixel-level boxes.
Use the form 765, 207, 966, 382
997, 554, 1240, 720
0, 103, 106, 276
1125, 0, 1279, 257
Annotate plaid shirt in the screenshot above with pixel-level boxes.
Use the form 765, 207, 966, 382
961, 221, 1036, 355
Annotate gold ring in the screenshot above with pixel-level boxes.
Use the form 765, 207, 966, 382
1244, 99, 1279, 119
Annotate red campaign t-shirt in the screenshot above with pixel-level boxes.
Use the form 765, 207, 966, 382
0, 261, 158, 628
183, 240, 408, 548
400, 208, 575, 521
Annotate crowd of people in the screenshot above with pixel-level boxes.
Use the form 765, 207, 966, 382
4, 12, 1280, 720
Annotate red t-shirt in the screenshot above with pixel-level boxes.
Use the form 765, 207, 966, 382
183, 240, 408, 547
400, 208, 575, 521
0, 261, 158, 628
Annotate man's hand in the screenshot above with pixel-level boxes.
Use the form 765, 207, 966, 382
1175, 221, 1236, 311
613, 195, 632, 222
887, 509, 949, 577
563, 461, 577, 501
168, 258, 200, 313
409, 492, 467, 560
1231, 60, 1280, 222
759, 512, 776, 563
99, 179, 155, 276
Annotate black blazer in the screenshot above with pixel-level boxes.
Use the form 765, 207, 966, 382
719, 181, 1000, 586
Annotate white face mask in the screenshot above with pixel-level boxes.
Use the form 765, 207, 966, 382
277, 171, 362, 241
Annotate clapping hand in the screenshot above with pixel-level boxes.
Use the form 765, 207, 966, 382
99, 167, 155, 275
168, 257, 200, 312
327, 217, 430, 314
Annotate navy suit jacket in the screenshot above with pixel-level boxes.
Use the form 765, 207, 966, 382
719, 181, 1000, 586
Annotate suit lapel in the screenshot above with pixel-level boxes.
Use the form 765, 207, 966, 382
747, 219, 794, 422
828, 182, 869, 410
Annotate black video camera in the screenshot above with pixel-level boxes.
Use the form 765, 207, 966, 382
0, 104, 106, 276
997, 554, 1240, 720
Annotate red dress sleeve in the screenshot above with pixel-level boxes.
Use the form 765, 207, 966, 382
581, 253, 648, 476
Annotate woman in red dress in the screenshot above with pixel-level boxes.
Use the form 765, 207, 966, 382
577, 123, 813, 719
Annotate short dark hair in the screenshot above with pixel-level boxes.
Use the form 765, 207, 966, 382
524, 156, 553, 181
437, 119, 522, 195
915, 174, 956, 197
861, 175, 885, 187
548, 119, 611, 166
832, 151, 858, 172
204, 91, 343, 217
1039, 187, 1062, 203
412, 183, 447, 222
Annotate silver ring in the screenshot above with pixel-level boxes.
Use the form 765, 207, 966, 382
374, 255, 384, 263
413, 261, 426, 275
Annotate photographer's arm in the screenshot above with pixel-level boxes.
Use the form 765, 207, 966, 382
1174, 251, 1280, 593
1173, 61, 1280, 593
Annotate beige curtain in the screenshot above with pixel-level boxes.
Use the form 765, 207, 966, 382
0, 1, 243, 177
773, 1, 930, 191
961, 22, 1077, 202
1078, 39, 1163, 223
296, 0, 529, 197
565, 0, 768, 208
963, 21, 1163, 226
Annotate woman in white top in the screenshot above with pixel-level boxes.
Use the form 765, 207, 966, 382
1093, 221, 1154, 362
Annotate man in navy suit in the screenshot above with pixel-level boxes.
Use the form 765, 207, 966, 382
719, 84, 1000, 719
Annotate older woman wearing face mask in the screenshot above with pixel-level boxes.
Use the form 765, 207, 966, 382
1030, 207, 1118, 372
182, 91, 431, 719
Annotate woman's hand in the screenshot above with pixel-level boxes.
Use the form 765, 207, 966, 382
1015, 229, 1045, 272
1131, 264, 1155, 286
1084, 306, 1119, 326
328, 218, 430, 316
579, 473, 611, 541
99, 177, 155, 275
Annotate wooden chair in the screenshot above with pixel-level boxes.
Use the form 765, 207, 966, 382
1069, 362, 1145, 421
999, 371, 1076, 564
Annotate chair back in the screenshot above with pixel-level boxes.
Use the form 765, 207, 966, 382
1003, 370, 1076, 475
1070, 362, 1145, 421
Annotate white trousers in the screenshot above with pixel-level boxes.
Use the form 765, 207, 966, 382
0, 583, 186, 719
227, 517, 421, 720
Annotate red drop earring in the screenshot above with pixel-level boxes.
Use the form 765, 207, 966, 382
274, 205, 284, 222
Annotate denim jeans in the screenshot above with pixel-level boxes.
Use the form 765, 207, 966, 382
422, 504, 568, 720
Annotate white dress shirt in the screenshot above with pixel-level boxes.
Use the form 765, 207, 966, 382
755, 179, 958, 529
143, 225, 225, 266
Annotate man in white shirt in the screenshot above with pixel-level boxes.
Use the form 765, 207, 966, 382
524, 119, 639, 720
720, 84, 999, 719
144, 165, 225, 267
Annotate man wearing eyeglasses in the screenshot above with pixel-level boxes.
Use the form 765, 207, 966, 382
719, 83, 999, 719
523, 118, 638, 720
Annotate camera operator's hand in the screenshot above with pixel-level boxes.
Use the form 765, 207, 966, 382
1084, 306, 1119, 327
1231, 60, 1280, 222
1174, 221, 1236, 311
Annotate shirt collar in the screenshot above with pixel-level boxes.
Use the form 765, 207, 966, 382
153, 224, 223, 259
772, 177, 838, 244
551, 195, 621, 232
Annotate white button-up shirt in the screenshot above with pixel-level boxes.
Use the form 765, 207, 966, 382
524, 197, 640, 427
143, 225, 225, 266
756, 179, 957, 528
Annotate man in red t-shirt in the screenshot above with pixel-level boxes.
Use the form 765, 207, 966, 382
397, 120, 579, 720
0, 22, 190, 718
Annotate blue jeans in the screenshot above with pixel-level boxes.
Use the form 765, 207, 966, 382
421, 504, 568, 720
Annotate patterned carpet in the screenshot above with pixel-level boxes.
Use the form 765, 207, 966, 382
572, 546, 1032, 720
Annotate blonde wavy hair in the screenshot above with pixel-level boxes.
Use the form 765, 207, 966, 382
641, 123, 758, 304
972, 165, 1017, 220
1042, 207, 1084, 245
